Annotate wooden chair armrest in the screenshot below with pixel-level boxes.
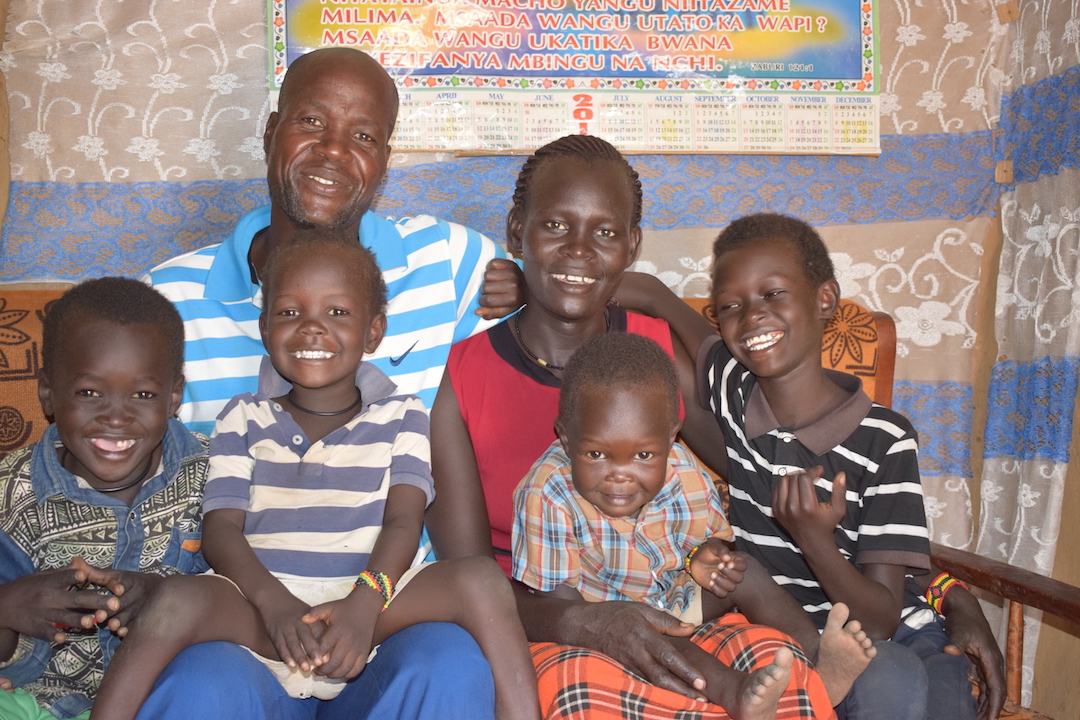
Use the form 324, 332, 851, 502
930, 542, 1080, 624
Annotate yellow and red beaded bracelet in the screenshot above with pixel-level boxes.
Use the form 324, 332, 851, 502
684, 544, 702, 574
354, 570, 395, 611
925, 572, 967, 615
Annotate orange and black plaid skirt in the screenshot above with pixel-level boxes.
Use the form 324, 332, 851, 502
531, 613, 836, 720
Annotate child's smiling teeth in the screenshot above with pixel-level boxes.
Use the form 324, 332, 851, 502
93, 438, 136, 452
292, 350, 337, 359
552, 273, 596, 285
744, 331, 784, 351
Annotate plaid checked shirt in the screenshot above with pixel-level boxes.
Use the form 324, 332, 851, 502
512, 440, 731, 616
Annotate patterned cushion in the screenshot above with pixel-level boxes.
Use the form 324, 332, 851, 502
0, 285, 71, 459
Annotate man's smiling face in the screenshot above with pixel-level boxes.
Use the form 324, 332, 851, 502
263, 49, 397, 233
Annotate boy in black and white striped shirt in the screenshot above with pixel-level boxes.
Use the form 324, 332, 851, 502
693, 213, 976, 720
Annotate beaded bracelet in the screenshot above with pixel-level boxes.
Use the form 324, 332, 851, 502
684, 545, 702, 573
354, 570, 395, 611
925, 572, 968, 615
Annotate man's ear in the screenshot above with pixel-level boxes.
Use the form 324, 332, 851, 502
505, 209, 524, 259
38, 373, 54, 419
365, 313, 388, 355
819, 279, 841, 320
169, 375, 185, 418
263, 111, 280, 157
626, 227, 643, 268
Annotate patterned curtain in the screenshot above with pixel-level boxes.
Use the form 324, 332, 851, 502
978, 5, 1080, 704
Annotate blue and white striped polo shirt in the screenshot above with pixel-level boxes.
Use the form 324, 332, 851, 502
146, 205, 505, 436
203, 360, 433, 581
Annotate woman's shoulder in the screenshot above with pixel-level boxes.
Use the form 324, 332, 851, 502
448, 322, 499, 363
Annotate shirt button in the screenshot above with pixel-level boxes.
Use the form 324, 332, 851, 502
274, 403, 283, 412
292, 435, 303, 445
783, 436, 792, 443
129, 510, 137, 522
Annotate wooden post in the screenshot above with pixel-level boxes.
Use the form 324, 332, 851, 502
1006, 599, 1024, 704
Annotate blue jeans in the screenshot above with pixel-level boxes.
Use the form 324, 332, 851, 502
133, 623, 495, 720
835, 617, 976, 720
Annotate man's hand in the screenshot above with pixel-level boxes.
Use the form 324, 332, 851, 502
0, 566, 118, 643
942, 588, 1005, 720
689, 539, 747, 599
567, 600, 706, 700
476, 258, 525, 319
772, 469, 847, 550
0, 676, 12, 693
70, 558, 164, 637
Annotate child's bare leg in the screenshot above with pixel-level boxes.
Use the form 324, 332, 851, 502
670, 637, 792, 720
710, 555, 821, 659
90, 575, 279, 720
816, 603, 876, 705
374, 557, 540, 720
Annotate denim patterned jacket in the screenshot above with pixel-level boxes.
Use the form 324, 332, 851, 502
0, 420, 208, 718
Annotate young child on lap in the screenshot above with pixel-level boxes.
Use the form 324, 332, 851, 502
512, 332, 875, 720
695, 213, 976, 720
0, 278, 207, 719
90, 234, 540, 720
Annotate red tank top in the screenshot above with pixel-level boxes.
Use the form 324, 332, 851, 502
446, 308, 681, 575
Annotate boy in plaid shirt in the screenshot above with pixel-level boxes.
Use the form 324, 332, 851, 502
512, 333, 876, 719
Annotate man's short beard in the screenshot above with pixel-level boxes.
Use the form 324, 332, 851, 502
270, 177, 366, 231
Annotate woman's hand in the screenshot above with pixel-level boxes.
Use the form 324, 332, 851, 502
559, 598, 707, 699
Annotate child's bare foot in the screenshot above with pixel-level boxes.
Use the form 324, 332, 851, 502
731, 646, 793, 720
817, 602, 876, 705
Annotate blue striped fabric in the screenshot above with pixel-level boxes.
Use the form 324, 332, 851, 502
204, 367, 432, 581
146, 205, 505, 435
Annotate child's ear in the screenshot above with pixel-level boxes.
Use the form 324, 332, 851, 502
169, 375, 185, 419
818, 279, 841, 320
258, 312, 269, 351
669, 418, 683, 447
365, 313, 387, 355
625, 227, 643, 268
38, 373, 54, 418
554, 416, 569, 449
505, 209, 524, 259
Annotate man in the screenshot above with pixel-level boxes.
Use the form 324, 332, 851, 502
139, 48, 518, 720
148, 47, 521, 436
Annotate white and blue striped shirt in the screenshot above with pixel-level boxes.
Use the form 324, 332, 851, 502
146, 205, 505, 435
203, 361, 432, 581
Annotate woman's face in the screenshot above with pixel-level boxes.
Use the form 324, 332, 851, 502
508, 156, 641, 323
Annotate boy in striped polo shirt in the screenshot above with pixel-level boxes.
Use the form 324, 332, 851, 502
697, 213, 976, 720
93, 234, 539, 720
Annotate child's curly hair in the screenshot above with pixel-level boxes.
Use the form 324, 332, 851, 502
43, 277, 185, 382
711, 213, 836, 288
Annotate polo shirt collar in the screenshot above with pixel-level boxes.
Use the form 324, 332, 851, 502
30, 420, 204, 506
203, 206, 408, 303
257, 355, 399, 407
743, 370, 872, 456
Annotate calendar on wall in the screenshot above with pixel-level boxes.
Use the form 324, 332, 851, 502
268, 0, 880, 155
